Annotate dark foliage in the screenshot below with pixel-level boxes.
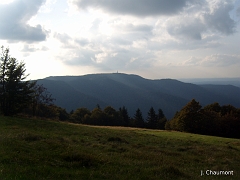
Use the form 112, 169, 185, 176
30, 84, 55, 116
131, 108, 145, 128
166, 99, 240, 138
68, 105, 167, 130
0, 46, 35, 116
119, 106, 130, 126
146, 107, 157, 129
70, 107, 91, 123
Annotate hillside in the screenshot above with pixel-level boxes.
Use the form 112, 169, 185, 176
180, 78, 240, 87
38, 73, 240, 118
0, 116, 240, 179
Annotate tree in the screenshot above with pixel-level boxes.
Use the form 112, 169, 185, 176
90, 107, 106, 125
103, 106, 122, 126
104, 106, 117, 117
30, 84, 55, 116
132, 108, 145, 128
167, 100, 240, 138
119, 106, 130, 126
57, 106, 69, 121
166, 99, 202, 132
146, 107, 157, 129
174, 99, 202, 132
0, 46, 35, 116
156, 108, 167, 129
203, 102, 221, 113
157, 108, 165, 120
71, 107, 91, 123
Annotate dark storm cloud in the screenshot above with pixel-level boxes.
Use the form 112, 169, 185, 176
0, 0, 47, 42
72, 0, 195, 16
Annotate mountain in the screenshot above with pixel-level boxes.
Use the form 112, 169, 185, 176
179, 78, 240, 87
37, 73, 240, 119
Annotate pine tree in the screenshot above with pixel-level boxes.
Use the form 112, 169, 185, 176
147, 107, 157, 129
119, 106, 130, 126
0, 46, 35, 115
156, 108, 167, 129
157, 109, 165, 120
133, 108, 145, 128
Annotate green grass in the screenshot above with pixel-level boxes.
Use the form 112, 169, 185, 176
0, 116, 240, 180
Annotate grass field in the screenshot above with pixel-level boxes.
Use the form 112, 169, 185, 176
0, 116, 240, 179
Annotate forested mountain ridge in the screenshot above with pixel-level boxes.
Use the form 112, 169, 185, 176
180, 78, 240, 87
38, 73, 240, 119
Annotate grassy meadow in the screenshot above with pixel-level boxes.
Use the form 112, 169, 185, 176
0, 116, 240, 180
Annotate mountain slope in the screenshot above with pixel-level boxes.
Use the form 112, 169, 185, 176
180, 78, 240, 87
37, 79, 108, 112
42, 73, 240, 119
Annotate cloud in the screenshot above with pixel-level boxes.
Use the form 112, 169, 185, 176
62, 49, 97, 66
201, 54, 240, 67
54, 33, 72, 44
117, 23, 152, 33
0, 0, 47, 42
74, 38, 90, 47
54, 31, 155, 72
237, 6, 240, 17
165, 0, 237, 40
21, 44, 49, 52
182, 56, 202, 66
70, 0, 195, 16
167, 17, 205, 40
180, 54, 240, 67
203, 1, 236, 35
52, 0, 239, 76
54, 32, 92, 50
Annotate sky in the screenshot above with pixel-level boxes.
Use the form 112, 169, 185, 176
0, 0, 240, 80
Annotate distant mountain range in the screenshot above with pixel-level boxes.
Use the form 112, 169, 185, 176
179, 78, 240, 87
37, 73, 240, 119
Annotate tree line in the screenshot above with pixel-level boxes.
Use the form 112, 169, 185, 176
1, 46, 239, 138
165, 99, 240, 138
69, 105, 167, 129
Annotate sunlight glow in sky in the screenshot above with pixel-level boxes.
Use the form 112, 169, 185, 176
0, 0, 240, 80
